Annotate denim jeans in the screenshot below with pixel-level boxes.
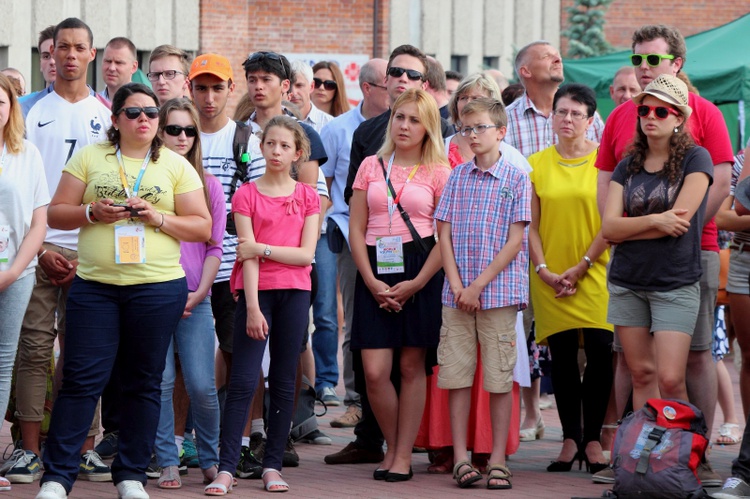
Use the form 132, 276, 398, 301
219, 289, 309, 473
154, 297, 220, 469
41, 276, 186, 493
312, 237, 339, 394
0, 273, 35, 432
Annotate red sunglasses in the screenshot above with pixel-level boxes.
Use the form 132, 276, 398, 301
636, 104, 680, 120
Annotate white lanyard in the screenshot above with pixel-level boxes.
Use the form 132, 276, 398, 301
0, 144, 6, 176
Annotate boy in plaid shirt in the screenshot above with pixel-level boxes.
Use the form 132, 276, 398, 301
434, 97, 531, 490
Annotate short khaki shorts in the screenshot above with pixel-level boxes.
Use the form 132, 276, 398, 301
437, 305, 517, 394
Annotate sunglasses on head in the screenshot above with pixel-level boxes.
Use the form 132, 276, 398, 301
245, 51, 290, 80
313, 77, 337, 91
163, 125, 198, 137
630, 53, 675, 67
636, 104, 681, 120
387, 66, 424, 81
120, 107, 160, 120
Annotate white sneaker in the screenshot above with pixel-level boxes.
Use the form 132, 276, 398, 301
116, 480, 149, 499
35, 481, 67, 499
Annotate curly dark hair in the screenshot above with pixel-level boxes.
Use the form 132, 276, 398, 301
626, 119, 695, 185
106, 83, 162, 162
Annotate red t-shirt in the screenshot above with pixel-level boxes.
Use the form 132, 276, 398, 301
595, 94, 734, 251
230, 181, 320, 292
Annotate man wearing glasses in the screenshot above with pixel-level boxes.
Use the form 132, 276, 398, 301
147, 45, 191, 105
594, 24, 732, 489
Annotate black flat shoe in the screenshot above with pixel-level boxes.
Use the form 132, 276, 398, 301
385, 467, 413, 482
547, 452, 583, 472
373, 468, 389, 480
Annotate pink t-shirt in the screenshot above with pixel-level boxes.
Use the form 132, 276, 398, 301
595, 94, 734, 252
352, 155, 450, 245
230, 181, 320, 292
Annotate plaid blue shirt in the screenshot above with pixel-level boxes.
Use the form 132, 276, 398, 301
435, 156, 531, 310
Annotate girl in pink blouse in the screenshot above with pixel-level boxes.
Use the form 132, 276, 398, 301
206, 116, 320, 495
349, 88, 450, 482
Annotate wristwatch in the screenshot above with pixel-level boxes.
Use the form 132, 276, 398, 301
263, 245, 272, 258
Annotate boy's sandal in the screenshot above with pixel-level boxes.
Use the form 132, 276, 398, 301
204, 470, 234, 496
158, 465, 182, 489
486, 464, 512, 490
453, 460, 482, 488
716, 423, 743, 445
262, 468, 289, 493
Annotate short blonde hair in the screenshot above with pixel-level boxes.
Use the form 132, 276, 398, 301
448, 73, 502, 124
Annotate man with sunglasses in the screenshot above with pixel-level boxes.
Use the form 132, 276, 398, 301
594, 24, 732, 489
318, 58, 389, 433
289, 60, 334, 133
329, 45, 452, 466
15, 17, 113, 489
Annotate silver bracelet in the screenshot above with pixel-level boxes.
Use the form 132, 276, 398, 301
582, 255, 593, 268
535, 263, 548, 274
38, 249, 48, 259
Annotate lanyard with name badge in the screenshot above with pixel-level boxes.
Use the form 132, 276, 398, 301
114, 148, 151, 264
377, 153, 420, 275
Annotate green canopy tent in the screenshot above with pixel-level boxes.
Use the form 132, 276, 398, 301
563, 13, 750, 152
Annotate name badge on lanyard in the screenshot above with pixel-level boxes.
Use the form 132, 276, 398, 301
114, 148, 151, 264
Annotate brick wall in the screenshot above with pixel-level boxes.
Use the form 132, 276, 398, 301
199, 0, 390, 115
560, 0, 750, 53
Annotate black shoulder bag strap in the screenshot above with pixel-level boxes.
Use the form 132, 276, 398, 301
378, 157, 431, 254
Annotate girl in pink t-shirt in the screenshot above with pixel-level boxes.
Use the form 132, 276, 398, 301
207, 116, 319, 495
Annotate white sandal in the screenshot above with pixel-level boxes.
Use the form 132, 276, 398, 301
716, 423, 743, 445
262, 468, 289, 493
519, 416, 545, 441
204, 470, 234, 496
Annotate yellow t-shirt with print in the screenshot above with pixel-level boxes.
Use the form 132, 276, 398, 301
64, 143, 203, 286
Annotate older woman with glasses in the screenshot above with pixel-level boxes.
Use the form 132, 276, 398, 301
311, 61, 350, 117
527, 83, 612, 474
38, 83, 211, 499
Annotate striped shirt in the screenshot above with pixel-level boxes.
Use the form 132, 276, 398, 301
505, 93, 604, 158
434, 156, 532, 310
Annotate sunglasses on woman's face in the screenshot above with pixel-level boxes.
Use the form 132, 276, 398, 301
120, 107, 160, 120
636, 104, 681, 120
387, 66, 424, 81
313, 78, 337, 91
163, 125, 198, 137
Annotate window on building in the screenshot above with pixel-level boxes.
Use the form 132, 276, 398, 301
483, 56, 499, 70
451, 55, 467, 75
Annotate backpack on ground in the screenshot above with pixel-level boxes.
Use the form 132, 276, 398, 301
225, 120, 253, 235
611, 398, 709, 499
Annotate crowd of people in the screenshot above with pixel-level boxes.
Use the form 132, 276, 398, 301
3, 14, 750, 499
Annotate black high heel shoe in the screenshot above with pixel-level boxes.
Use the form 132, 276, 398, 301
581, 453, 609, 474
546, 451, 583, 472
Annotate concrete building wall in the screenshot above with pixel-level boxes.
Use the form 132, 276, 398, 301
0, 0, 199, 93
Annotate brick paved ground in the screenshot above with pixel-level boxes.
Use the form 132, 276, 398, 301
1, 352, 742, 498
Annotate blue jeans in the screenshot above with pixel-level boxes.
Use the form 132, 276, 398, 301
219, 289, 309, 473
0, 273, 35, 432
312, 237, 339, 394
41, 276, 187, 493
154, 297, 220, 469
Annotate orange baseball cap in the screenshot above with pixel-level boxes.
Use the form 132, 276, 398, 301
189, 53, 233, 81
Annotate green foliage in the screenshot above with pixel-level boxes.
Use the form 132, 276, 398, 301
562, 0, 616, 58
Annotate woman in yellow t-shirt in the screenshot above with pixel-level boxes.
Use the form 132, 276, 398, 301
527, 83, 612, 475
40, 83, 211, 497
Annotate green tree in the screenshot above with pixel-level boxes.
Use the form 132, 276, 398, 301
562, 0, 615, 58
